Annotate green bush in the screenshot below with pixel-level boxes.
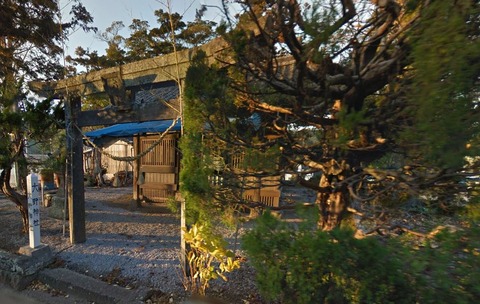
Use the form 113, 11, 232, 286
415, 225, 480, 304
243, 212, 480, 304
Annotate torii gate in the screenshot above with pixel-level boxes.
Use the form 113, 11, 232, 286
29, 38, 228, 244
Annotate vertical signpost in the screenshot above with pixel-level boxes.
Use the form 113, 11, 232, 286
27, 173, 41, 248
19, 173, 52, 266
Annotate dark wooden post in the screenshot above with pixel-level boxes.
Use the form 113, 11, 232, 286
133, 135, 141, 208
250, 176, 262, 217
253, 176, 261, 203
66, 95, 86, 243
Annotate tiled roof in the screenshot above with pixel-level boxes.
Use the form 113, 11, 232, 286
134, 86, 179, 105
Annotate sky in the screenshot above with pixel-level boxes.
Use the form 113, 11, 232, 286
59, 0, 238, 57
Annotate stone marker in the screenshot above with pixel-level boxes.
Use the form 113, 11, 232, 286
19, 173, 52, 259
27, 173, 41, 248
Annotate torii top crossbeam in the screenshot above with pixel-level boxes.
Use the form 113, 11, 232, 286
30, 37, 228, 127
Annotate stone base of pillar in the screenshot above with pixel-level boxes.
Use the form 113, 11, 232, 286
18, 244, 51, 259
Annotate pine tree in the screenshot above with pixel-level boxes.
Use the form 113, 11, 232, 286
0, 0, 95, 232
67, 8, 217, 71
183, 0, 480, 229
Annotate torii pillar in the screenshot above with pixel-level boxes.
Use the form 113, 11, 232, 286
65, 95, 86, 243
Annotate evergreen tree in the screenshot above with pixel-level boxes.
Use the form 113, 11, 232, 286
0, 0, 95, 232
183, 0, 480, 229
68, 8, 217, 71
99, 21, 127, 66
125, 19, 151, 61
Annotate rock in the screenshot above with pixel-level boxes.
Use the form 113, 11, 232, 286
48, 196, 68, 220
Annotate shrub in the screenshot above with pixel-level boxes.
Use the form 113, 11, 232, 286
182, 224, 241, 295
413, 225, 480, 303
243, 212, 480, 304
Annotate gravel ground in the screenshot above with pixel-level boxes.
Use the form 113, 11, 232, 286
52, 187, 184, 292
1, 186, 315, 303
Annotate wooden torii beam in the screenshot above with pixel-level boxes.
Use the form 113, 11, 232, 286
29, 37, 228, 244
31, 37, 229, 127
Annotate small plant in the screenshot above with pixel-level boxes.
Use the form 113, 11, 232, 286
181, 224, 241, 295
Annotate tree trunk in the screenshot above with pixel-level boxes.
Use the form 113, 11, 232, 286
316, 174, 349, 231
0, 166, 29, 233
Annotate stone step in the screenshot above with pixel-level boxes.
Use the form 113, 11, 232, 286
38, 268, 148, 304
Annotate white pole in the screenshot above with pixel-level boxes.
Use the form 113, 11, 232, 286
27, 173, 41, 248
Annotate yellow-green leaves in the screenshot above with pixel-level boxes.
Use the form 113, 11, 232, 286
181, 224, 241, 295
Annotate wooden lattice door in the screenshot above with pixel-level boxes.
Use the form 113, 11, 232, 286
134, 133, 179, 202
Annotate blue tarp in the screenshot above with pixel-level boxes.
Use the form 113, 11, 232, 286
85, 119, 181, 145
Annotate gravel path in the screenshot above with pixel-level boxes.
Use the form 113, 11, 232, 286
1, 186, 271, 303
52, 188, 183, 292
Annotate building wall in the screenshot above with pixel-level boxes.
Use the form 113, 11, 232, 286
102, 141, 134, 174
